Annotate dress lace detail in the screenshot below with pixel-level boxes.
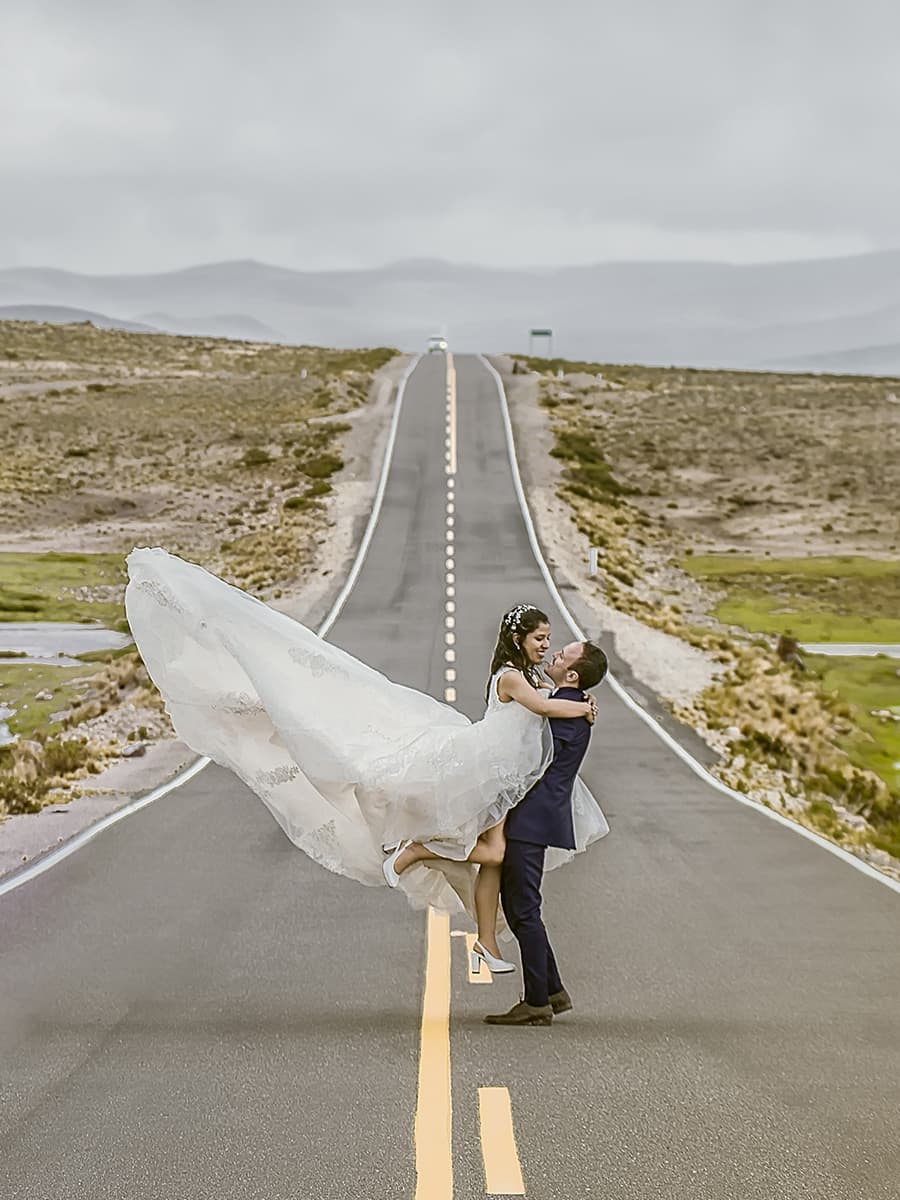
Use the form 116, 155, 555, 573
124, 548, 608, 913
220, 691, 265, 716
136, 576, 184, 613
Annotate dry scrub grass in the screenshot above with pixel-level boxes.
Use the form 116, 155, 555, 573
0, 648, 165, 814
528, 358, 900, 559
0, 320, 395, 594
517, 356, 900, 872
0, 320, 396, 816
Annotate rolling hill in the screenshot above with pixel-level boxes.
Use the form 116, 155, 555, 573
2, 251, 900, 372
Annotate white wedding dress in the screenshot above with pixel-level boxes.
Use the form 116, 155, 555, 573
125, 548, 609, 914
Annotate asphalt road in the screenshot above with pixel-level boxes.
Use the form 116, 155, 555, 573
1, 353, 899, 1200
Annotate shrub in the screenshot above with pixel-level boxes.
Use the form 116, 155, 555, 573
871, 821, 900, 860
284, 479, 332, 510
0, 774, 45, 814
302, 453, 343, 479
241, 447, 272, 467
806, 800, 845, 840
305, 479, 332, 498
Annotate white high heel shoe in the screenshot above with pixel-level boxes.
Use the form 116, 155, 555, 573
382, 841, 410, 888
470, 940, 517, 975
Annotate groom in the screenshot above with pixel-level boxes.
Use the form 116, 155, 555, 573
485, 639, 608, 1027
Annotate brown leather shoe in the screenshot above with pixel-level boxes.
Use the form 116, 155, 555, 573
549, 989, 572, 1015
483, 1001, 553, 1026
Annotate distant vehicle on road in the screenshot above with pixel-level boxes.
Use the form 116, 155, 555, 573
427, 335, 448, 353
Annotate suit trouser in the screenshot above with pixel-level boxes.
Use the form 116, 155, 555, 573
501, 840, 563, 1008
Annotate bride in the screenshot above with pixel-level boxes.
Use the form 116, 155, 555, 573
125, 548, 608, 943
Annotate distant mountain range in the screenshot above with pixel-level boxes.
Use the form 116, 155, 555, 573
0, 303, 281, 343
0, 304, 158, 334
1, 252, 900, 374
769, 341, 900, 375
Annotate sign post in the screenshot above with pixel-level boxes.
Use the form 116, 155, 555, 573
529, 328, 553, 358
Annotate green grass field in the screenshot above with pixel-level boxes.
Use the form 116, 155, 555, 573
682, 554, 900, 642
0, 551, 127, 627
808, 653, 900, 793
0, 661, 91, 739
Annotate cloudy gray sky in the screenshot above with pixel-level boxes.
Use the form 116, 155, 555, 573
3, 0, 899, 274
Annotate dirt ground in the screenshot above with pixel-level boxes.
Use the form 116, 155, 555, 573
0, 321, 399, 597
502, 355, 900, 879
528, 361, 900, 560
0, 321, 405, 842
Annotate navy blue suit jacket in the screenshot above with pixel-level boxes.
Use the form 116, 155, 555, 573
504, 686, 591, 850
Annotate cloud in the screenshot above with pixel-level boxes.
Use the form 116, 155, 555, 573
1, 0, 898, 271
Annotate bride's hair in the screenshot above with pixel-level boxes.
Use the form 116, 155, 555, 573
486, 604, 549, 701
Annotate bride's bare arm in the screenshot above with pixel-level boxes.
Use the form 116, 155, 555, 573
499, 669, 594, 720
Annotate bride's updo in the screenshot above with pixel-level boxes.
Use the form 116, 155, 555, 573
485, 604, 549, 700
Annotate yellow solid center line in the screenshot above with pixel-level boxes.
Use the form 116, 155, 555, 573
415, 908, 453, 1200
478, 1088, 526, 1195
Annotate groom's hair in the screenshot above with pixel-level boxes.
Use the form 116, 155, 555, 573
571, 642, 608, 690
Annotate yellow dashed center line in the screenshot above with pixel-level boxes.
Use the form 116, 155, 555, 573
446, 354, 458, 476
478, 1088, 526, 1195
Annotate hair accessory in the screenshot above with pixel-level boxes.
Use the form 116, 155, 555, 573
503, 603, 536, 633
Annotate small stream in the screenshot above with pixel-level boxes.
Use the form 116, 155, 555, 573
804, 644, 900, 658
0, 622, 131, 666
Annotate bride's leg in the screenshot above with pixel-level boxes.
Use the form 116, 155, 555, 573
473, 821, 506, 957
392, 842, 440, 875
474, 864, 503, 958
393, 820, 507, 877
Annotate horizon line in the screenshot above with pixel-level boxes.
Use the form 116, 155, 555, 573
2, 245, 900, 278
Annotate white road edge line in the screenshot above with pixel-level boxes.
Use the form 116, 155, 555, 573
0, 354, 423, 901
479, 353, 900, 898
